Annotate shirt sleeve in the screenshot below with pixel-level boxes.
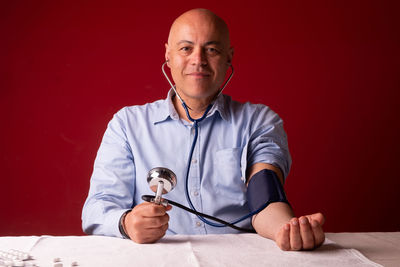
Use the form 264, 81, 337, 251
242, 104, 292, 181
81, 108, 136, 237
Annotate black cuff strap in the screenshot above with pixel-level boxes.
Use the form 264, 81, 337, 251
246, 169, 290, 213
118, 210, 131, 239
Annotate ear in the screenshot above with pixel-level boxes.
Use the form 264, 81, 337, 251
227, 46, 234, 65
165, 43, 170, 67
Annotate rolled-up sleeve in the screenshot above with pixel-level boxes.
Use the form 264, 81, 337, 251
244, 105, 292, 180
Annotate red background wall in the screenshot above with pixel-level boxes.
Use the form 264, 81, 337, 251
1, 0, 399, 236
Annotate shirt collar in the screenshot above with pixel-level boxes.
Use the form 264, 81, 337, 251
151, 89, 179, 124
151, 89, 230, 124
207, 92, 230, 122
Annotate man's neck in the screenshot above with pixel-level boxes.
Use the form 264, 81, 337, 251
172, 94, 213, 122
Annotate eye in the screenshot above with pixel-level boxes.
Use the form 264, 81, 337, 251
206, 47, 220, 55
179, 46, 192, 53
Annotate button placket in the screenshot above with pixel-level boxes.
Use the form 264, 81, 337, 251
188, 124, 205, 234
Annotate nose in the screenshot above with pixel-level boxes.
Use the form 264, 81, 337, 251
190, 47, 207, 67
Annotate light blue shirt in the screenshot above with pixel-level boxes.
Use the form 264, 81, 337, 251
82, 90, 291, 237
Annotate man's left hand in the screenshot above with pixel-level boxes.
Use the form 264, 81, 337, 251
275, 213, 325, 251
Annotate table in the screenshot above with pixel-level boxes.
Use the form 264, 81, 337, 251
1, 233, 399, 267
326, 232, 400, 267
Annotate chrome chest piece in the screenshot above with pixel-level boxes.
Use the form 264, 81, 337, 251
147, 167, 177, 206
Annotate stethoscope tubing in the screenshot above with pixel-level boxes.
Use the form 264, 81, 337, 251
159, 61, 261, 232
142, 195, 255, 233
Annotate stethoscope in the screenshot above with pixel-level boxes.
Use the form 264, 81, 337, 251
142, 61, 263, 233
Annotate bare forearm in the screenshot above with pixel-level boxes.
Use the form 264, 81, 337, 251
252, 202, 294, 240
246, 163, 325, 250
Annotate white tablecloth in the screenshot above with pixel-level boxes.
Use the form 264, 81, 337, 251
1, 233, 395, 267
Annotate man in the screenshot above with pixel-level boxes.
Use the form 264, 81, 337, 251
82, 8, 325, 251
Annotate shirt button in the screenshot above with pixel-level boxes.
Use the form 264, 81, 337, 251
193, 191, 199, 196
192, 159, 198, 164
196, 221, 202, 227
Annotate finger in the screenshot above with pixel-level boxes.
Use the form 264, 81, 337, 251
141, 214, 170, 229
126, 211, 168, 231
131, 202, 157, 216
311, 219, 325, 247
145, 204, 169, 217
143, 223, 168, 239
151, 223, 169, 242
133, 228, 164, 244
130, 220, 169, 244
299, 216, 315, 250
134, 203, 169, 218
160, 222, 169, 233
145, 222, 169, 242
276, 223, 291, 251
307, 213, 325, 226
290, 218, 302, 250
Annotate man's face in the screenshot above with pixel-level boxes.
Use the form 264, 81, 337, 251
165, 13, 233, 102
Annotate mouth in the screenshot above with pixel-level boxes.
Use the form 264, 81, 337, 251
187, 72, 211, 78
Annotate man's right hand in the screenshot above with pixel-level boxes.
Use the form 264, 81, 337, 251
124, 202, 172, 243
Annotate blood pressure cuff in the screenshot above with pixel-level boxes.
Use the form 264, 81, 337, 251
246, 169, 290, 213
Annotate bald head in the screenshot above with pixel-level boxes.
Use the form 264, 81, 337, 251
167, 9, 231, 49
164, 9, 233, 109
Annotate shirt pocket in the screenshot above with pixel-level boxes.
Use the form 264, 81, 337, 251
213, 148, 246, 204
